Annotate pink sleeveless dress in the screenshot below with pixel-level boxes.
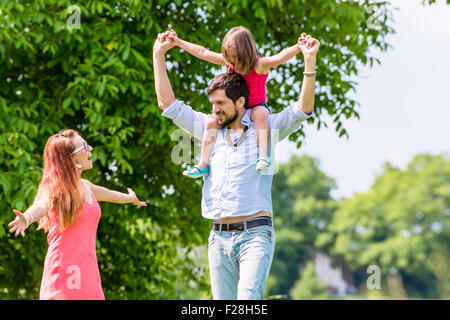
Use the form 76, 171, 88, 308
39, 192, 104, 300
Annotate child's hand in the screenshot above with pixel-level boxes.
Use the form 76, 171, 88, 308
166, 29, 180, 45
159, 30, 171, 42
297, 33, 320, 56
297, 33, 308, 51
154, 31, 176, 53
127, 188, 147, 207
159, 29, 178, 44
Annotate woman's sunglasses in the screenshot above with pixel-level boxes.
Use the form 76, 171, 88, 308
72, 141, 89, 155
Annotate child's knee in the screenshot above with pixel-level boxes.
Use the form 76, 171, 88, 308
205, 115, 221, 129
251, 106, 269, 122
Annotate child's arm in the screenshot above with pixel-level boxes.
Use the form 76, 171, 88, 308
256, 34, 307, 74
168, 30, 226, 66
83, 179, 147, 207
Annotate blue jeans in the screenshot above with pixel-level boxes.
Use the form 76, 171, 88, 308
247, 102, 271, 114
208, 219, 275, 300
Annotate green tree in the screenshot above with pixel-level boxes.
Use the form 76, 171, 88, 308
425, 0, 450, 5
0, 0, 396, 298
290, 261, 331, 300
269, 155, 337, 297
327, 154, 450, 299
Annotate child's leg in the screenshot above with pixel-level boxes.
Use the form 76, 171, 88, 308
250, 106, 270, 169
198, 115, 220, 168
183, 115, 220, 178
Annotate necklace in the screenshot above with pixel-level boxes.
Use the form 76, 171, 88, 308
226, 126, 248, 147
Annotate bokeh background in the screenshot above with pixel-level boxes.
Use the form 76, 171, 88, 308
0, 0, 449, 299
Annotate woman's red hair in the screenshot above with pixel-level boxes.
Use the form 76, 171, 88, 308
37, 129, 85, 232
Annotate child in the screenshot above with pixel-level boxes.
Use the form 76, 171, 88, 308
166, 27, 307, 177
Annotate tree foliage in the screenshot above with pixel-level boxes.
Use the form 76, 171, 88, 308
327, 154, 450, 298
1, 0, 396, 299
424, 0, 450, 5
290, 261, 331, 300
269, 153, 449, 299
269, 155, 337, 296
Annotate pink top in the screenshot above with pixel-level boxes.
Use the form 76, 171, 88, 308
39, 192, 104, 300
230, 56, 269, 108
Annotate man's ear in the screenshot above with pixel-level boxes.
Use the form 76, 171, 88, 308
236, 96, 246, 110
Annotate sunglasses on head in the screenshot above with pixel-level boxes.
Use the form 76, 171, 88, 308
72, 141, 89, 155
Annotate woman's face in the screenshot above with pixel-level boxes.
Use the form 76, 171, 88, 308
72, 134, 93, 171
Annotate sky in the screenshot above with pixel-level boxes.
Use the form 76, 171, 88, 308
275, 0, 450, 199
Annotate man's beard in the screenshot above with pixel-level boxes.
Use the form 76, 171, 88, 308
217, 105, 238, 128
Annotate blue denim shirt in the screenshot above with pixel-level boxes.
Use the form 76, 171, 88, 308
162, 100, 312, 220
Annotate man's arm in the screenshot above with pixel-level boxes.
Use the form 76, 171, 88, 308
297, 54, 317, 115
153, 34, 176, 111
296, 34, 320, 114
153, 31, 208, 140
268, 34, 320, 141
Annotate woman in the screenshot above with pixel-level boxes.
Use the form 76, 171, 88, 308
8, 129, 146, 300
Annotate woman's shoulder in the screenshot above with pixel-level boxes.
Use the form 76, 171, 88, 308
81, 179, 93, 191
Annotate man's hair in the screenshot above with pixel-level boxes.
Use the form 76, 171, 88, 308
207, 72, 249, 108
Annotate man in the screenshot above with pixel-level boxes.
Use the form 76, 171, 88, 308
153, 30, 320, 299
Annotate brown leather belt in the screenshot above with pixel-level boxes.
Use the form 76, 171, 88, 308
212, 217, 272, 232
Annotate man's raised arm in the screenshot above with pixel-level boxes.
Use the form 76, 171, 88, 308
153, 33, 176, 111
152, 31, 208, 141
297, 34, 320, 114
267, 34, 320, 142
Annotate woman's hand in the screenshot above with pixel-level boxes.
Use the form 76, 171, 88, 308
8, 209, 28, 237
127, 188, 147, 207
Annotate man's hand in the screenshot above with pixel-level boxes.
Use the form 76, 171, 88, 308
153, 30, 176, 55
298, 33, 320, 58
166, 29, 180, 46
153, 31, 177, 110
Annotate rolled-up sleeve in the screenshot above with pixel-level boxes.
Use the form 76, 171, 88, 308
268, 103, 313, 141
162, 100, 208, 140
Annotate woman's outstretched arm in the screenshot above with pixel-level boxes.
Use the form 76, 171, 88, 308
83, 180, 147, 207
8, 196, 48, 237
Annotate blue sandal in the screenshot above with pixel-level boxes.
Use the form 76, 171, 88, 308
256, 157, 271, 170
183, 165, 210, 178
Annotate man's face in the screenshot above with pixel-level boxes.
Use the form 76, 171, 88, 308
209, 89, 239, 128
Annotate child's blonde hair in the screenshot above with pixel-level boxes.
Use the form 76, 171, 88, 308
221, 26, 258, 76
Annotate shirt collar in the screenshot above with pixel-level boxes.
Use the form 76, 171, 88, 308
241, 109, 252, 127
